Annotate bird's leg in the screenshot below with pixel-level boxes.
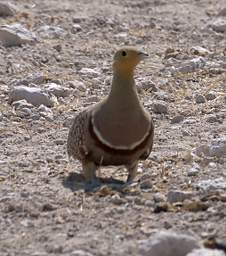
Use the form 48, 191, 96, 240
82, 160, 100, 190
126, 161, 138, 184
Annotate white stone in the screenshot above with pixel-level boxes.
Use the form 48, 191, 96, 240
9, 86, 54, 107
0, 23, 37, 47
79, 68, 100, 78
177, 57, 206, 74
194, 178, 226, 191
138, 231, 200, 256
71, 24, 82, 33
187, 248, 225, 256
44, 83, 70, 98
187, 164, 200, 177
191, 46, 211, 56
12, 99, 33, 109
192, 138, 226, 158
0, 2, 16, 16
211, 19, 226, 33
37, 25, 67, 39
71, 250, 93, 256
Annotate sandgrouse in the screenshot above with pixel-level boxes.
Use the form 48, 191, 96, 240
67, 47, 154, 187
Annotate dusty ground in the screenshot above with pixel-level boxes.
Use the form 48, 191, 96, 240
0, 0, 226, 255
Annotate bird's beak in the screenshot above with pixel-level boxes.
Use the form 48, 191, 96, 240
138, 51, 149, 60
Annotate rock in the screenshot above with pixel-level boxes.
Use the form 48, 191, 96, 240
211, 19, 226, 33
138, 231, 200, 256
153, 193, 166, 203
86, 96, 99, 103
171, 115, 184, 124
205, 92, 216, 101
167, 190, 193, 203
53, 44, 62, 52
111, 194, 126, 205
153, 101, 168, 114
0, 23, 37, 47
140, 179, 153, 189
153, 202, 169, 213
192, 138, 226, 158
139, 80, 157, 92
218, 6, 226, 16
209, 137, 226, 157
79, 68, 100, 78
15, 73, 47, 86
175, 57, 206, 74
38, 105, 53, 121
44, 83, 70, 98
154, 91, 169, 101
71, 250, 94, 256
195, 94, 206, 104
71, 24, 82, 33
37, 25, 67, 39
17, 107, 33, 118
67, 80, 87, 92
187, 248, 225, 256
12, 99, 34, 110
206, 115, 220, 123
54, 139, 65, 146
191, 46, 211, 56
0, 2, 16, 16
187, 164, 200, 177
194, 178, 226, 191
9, 86, 54, 107
38, 104, 52, 113
184, 200, 209, 212
72, 16, 87, 23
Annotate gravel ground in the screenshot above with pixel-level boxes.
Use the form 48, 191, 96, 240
0, 0, 226, 255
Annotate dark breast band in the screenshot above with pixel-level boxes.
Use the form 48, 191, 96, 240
88, 117, 153, 157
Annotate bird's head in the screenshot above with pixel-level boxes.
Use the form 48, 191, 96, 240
113, 47, 148, 74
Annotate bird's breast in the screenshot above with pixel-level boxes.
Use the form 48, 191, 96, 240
91, 107, 151, 150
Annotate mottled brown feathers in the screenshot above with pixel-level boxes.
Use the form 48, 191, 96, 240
67, 47, 154, 184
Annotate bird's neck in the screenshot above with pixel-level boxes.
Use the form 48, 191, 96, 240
107, 70, 140, 107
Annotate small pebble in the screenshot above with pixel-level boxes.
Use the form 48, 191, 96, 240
171, 115, 184, 124
153, 193, 166, 203
167, 190, 193, 203
206, 115, 220, 123
54, 139, 65, 145
153, 101, 168, 114
195, 94, 206, 104
111, 194, 126, 205
205, 92, 216, 101
140, 179, 153, 189
191, 46, 211, 56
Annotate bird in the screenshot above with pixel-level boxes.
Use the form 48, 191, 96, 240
67, 46, 154, 189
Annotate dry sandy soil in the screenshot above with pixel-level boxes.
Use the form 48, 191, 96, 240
0, 0, 226, 255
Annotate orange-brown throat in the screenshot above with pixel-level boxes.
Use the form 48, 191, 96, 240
113, 59, 139, 78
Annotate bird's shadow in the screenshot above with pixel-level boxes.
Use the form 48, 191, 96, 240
62, 172, 125, 192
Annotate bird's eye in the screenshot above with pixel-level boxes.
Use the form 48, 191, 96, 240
122, 51, 127, 56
